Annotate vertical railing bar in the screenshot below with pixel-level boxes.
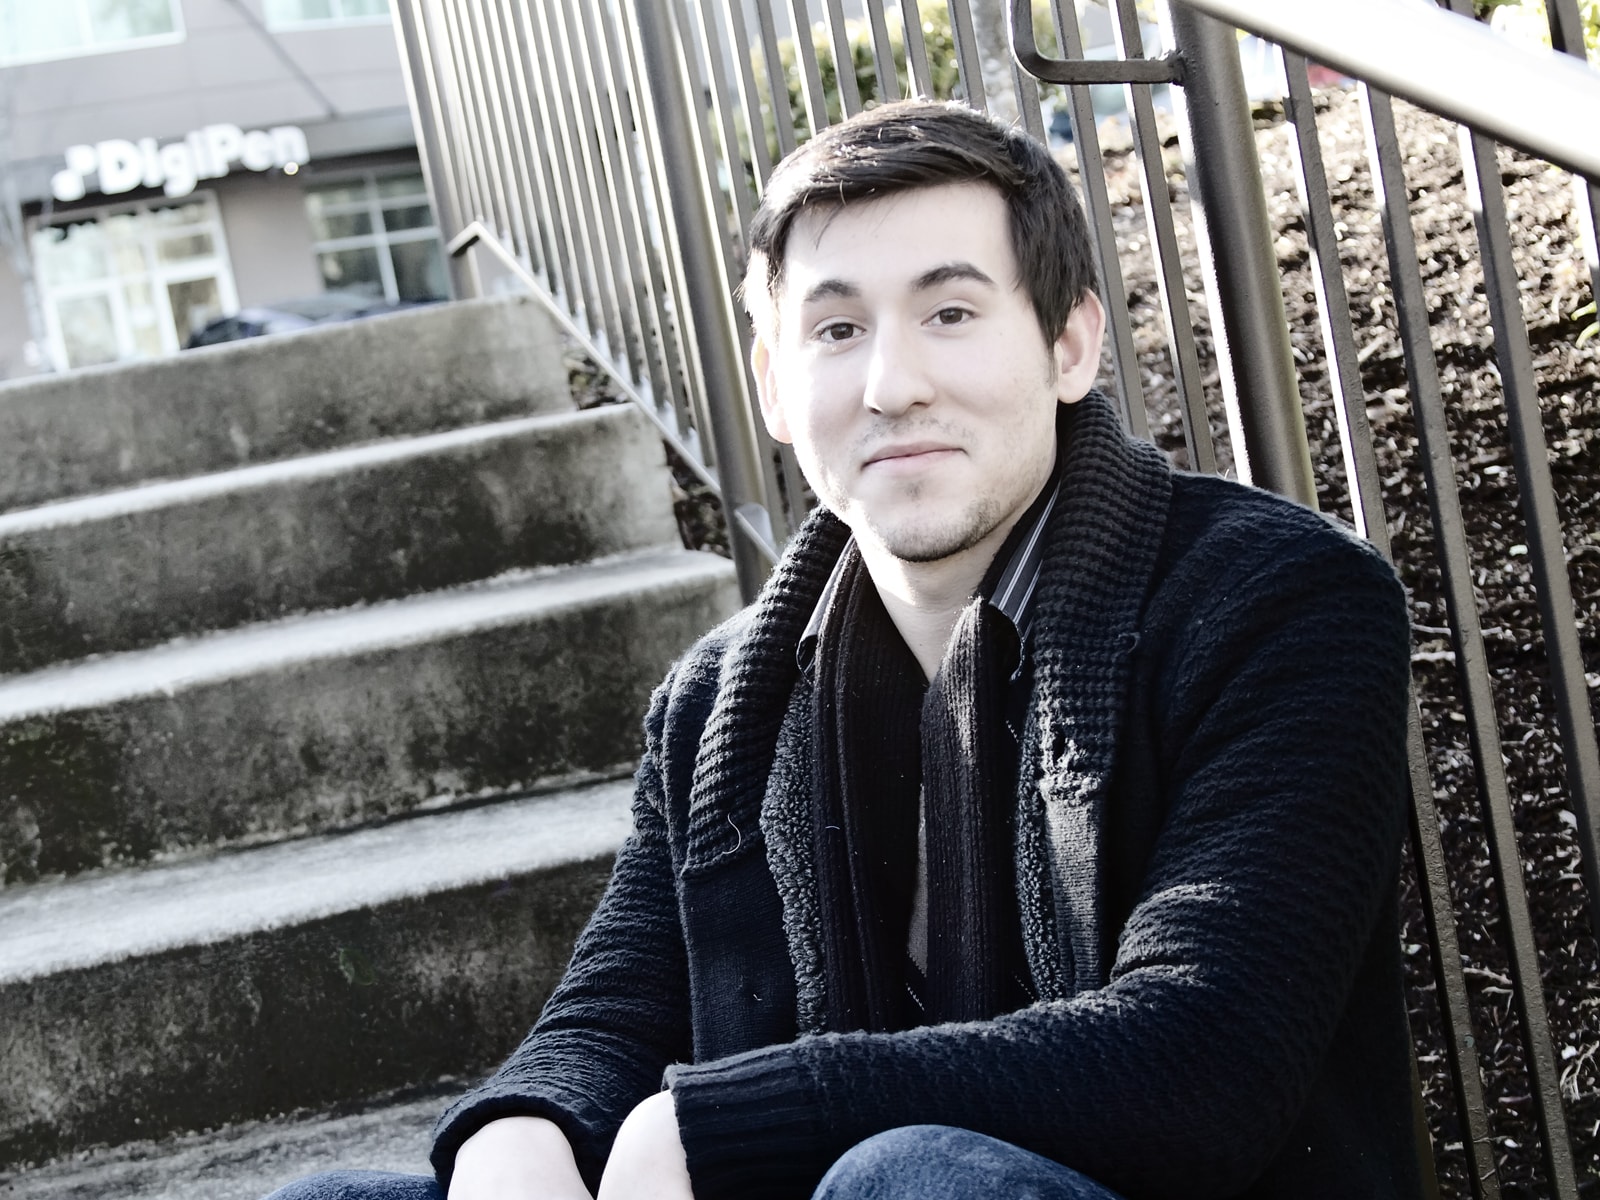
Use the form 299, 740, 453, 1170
564, 0, 649, 381
1029, 0, 1147, 434
788, 0, 834, 135
616, 0, 710, 451
512, 0, 585, 311
633, 0, 778, 596
1164, 2, 1314, 504
603, 0, 691, 424
585, 0, 671, 398
492, 0, 559, 285
515, 0, 588, 313
945, 0, 987, 111
900, 0, 936, 99
502, 0, 566, 281
433, 0, 489, 233
443, 0, 504, 241
1010, 56, 1047, 144
1405, 698, 1498, 1200
1365, 88, 1510, 1200
483, 0, 551, 278
717, 0, 777, 188
1363, 83, 1579, 1200
669, 0, 793, 547
678, 0, 797, 543
1274, 52, 1492, 1194
820, 0, 863, 115
1280, 49, 1380, 528
528, 0, 608, 336
466, 0, 535, 266
754, 0, 800, 160
1545, 0, 1600, 310
687, 0, 757, 254
1440, 2, 1592, 1171
449, 0, 517, 249
864, 0, 901, 103
1112, 0, 1216, 472
565, 0, 634, 361
1457, 121, 1600, 951
393, 0, 478, 298
556, 0, 630, 358
622, 0, 720, 454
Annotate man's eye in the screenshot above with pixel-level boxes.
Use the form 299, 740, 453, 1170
932, 307, 970, 325
818, 321, 858, 342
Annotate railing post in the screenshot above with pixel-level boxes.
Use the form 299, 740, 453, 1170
392, 0, 481, 301
632, 0, 774, 601
1164, 1, 1317, 506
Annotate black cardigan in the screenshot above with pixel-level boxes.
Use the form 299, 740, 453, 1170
433, 391, 1422, 1200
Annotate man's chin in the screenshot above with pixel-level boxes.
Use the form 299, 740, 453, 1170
863, 511, 995, 566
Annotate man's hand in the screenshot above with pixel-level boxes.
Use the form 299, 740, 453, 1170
448, 1115, 592, 1200
596, 1091, 693, 1200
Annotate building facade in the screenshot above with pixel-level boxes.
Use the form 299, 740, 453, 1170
0, 0, 450, 380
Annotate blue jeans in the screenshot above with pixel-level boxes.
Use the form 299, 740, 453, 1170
814, 1126, 1125, 1200
263, 1126, 1124, 1200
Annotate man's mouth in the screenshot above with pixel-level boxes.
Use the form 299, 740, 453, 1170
864, 443, 960, 470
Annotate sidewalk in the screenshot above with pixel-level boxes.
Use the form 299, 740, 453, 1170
1, 1087, 450, 1200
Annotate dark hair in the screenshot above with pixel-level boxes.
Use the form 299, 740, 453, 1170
744, 99, 1098, 344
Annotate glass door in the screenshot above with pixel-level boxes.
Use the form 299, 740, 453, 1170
32, 193, 238, 369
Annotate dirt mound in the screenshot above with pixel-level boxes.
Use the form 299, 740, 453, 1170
1100, 84, 1599, 1197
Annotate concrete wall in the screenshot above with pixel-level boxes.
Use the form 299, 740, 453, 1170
218, 172, 322, 308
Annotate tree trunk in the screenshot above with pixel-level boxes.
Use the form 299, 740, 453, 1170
969, 0, 1022, 125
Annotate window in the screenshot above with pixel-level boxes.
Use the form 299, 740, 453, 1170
32, 194, 238, 369
0, 0, 183, 66
263, 0, 390, 29
305, 172, 448, 304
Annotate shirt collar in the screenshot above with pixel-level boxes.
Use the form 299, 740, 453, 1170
797, 453, 1062, 671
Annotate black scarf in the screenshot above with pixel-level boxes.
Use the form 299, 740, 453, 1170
810, 550, 1024, 1032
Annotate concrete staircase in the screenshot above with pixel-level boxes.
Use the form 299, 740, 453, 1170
0, 297, 740, 1180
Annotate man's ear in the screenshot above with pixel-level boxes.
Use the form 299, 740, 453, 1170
1052, 291, 1106, 404
751, 333, 793, 444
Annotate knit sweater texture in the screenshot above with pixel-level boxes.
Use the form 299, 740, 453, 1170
432, 390, 1421, 1200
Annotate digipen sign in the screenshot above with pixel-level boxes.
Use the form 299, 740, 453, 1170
50, 124, 310, 203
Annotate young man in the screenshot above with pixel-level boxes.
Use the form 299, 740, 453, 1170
273, 99, 1419, 1200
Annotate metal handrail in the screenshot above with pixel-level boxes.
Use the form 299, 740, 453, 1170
1179, 0, 1600, 179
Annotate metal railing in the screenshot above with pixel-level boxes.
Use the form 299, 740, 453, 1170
390, 1, 1600, 1195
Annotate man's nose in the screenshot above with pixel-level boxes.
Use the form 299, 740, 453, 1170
862, 323, 936, 417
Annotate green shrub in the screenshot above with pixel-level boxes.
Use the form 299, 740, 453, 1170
1474, 0, 1600, 61
750, 2, 1068, 163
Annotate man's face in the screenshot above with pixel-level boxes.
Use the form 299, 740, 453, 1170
753, 182, 1102, 568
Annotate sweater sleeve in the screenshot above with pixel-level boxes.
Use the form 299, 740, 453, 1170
430, 673, 694, 1193
667, 521, 1413, 1200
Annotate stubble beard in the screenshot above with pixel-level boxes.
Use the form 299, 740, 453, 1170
856, 488, 1005, 565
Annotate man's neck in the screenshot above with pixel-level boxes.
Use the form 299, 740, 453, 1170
856, 543, 990, 682
850, 449, 1061, 682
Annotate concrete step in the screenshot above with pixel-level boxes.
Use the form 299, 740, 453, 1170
0, 297, 571, 514
0, 778, 633, 1172
0, 1087, 442, 1200
0, 548, 738, 884
0, 405, 681, 674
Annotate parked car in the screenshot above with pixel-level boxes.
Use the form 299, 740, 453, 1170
185, 292, 439, 348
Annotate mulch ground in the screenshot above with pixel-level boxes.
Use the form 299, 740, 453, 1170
1091, 85, 1599, 1197
579, 82, 1600, 1198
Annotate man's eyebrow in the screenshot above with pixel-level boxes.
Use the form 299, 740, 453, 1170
800, 279, 860, 306
912, 262, 997, 291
